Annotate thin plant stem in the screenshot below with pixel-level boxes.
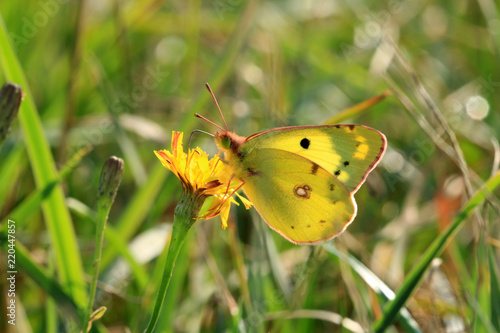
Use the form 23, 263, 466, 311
82, 157, 123, 332
81, 202, 110, 332
144, 191, 204, 333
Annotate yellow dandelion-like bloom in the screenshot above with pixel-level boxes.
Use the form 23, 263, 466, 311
154, 131, 252, 228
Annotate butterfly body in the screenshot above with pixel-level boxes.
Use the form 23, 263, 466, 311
214, 124, 387, 244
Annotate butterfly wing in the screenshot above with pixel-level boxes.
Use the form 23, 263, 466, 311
241, 125, 386, 193
238, 148, 356, 244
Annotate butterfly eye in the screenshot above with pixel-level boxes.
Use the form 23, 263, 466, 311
219, 136, 231, 149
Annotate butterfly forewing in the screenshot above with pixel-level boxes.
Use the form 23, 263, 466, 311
243, 125, 386, 193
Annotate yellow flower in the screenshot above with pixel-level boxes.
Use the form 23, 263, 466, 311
154, 131, 252, 228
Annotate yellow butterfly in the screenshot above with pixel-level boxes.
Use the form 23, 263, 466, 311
197, 84, 387, 244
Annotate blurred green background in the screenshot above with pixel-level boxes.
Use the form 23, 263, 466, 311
1, 0, 500, 332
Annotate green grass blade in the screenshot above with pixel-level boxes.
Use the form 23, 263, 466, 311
469, 288, 497, 333
6, 145, 91, 225
0, 144, 25, 212
0, 15, 87, 307
489, 246, 500, 330
475, 233, 492, 333
46, 254, 58, 333
373, 171, 500, 332
46, 296, 58, 333
323, 91, 390, 125
323, 244, 422, 333
0, 236, 80, 320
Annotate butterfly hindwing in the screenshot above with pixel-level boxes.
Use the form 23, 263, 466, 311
241, 125, 386, 193
238, 148, 356, 244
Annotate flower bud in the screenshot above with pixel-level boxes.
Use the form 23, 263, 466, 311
98, 156, 124, 209
0, 82, 23, 145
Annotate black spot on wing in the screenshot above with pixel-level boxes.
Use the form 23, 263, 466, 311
311, 163, 319, 175
348, 125, 355, 131
300, 138, 310, 149
330, 184, 335, 191
335, 170, 341, 176
291, 226, 295, 229
343, 161, 350, 167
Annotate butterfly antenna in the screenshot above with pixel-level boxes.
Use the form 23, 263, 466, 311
194, 113, 226, 132
205, 83, 228, 132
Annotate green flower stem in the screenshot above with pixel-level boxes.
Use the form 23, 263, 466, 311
144, 190, 205, 333
82, 156, 124, 332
